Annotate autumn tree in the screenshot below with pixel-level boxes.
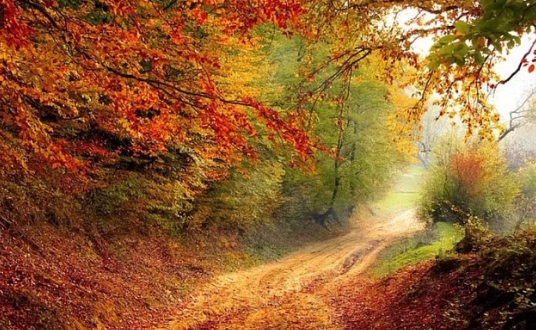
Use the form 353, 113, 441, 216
3, 0, 533, 230
0, 0, 325, 231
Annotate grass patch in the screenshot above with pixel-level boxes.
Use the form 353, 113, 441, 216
372, 165, 425, 215
369, 222, 463, 278
374, 192, 421, 215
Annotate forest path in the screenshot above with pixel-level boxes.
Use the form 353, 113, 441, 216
155, 203, 424, 330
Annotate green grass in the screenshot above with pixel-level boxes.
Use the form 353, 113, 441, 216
372, 165, 425, 215
369, 222, 463, 278
374, 192, 421, 214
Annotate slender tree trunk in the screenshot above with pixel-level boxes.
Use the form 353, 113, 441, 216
327, 106, 346, 223
349, 121, 358, 196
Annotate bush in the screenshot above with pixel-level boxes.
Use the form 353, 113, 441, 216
369, 221, 463, 277
187, 161, 285, 232
455, 216, 494, 253
87, 173, 146, 217
420, 139, 519, 231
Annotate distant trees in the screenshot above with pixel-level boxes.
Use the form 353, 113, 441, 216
281, 81, 409, 226
414, 104, 453, 168
185, 33, 415, 231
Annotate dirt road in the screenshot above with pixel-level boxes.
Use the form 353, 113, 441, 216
154, 208, 424, 330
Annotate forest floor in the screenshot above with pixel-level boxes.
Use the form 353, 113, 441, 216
154, 177, 425, 330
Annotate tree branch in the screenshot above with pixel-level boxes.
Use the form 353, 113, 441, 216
498, 38, 536, 85
19, 0, 60, 29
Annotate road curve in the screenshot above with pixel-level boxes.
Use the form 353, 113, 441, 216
153, 208, 423, 330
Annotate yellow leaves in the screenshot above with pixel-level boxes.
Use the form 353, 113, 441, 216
385, 87, 418, 162
215, 38, 275, 100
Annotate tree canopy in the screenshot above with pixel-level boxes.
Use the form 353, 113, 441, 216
0, 0, 314, 195
2, 0, 535, 227
300, 0, 536, 137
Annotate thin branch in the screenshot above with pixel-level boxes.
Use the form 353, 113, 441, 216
498, 123, 521, 142
498, 89, 536, 141
498, 38, 536, 85
163, 0, 178, 11
415, 5, 460, 15
20, 0, 60, 29
101, 64, 253, 107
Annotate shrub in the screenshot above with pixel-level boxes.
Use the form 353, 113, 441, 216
420, 139, 519, 231
187, 161, 285, 232
87, 173, 146, 217
455, 216, 494, 253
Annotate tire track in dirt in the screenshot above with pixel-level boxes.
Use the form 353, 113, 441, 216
154, 208, 423, 330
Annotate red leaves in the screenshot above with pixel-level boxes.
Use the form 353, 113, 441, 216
0, 217, 218, 330
191, 8, 209, 24
0, 0, 316, 195
100, 0, 135, 16
330, 263, 472, 330
242, 97, 316, 161
0, 0, 32, 48
521, 55, 536, 73
213, 0, 304, 34
449, 151, 485, 197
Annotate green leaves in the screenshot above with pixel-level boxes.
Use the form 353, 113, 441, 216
437, 35, 457, 45
429, 0, 536, 69
428, 60, 441, 71
454, 21, 470, 35
429, 38, 470, 68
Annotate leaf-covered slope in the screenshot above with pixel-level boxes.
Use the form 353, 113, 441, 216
330, 230, 536, 330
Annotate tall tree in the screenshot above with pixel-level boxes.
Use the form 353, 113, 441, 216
264, 35, 413, 226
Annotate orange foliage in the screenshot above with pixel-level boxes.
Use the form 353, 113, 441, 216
449, 149, 486, 199
0, 0, 312, 193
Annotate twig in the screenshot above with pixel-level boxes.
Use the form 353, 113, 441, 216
498, 38, 536, 85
